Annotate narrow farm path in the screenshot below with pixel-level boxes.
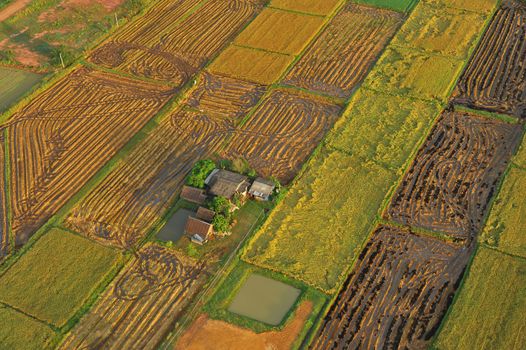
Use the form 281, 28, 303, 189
0, 0, 32, 22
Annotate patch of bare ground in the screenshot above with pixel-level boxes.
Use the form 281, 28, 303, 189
175, 301, 313, 350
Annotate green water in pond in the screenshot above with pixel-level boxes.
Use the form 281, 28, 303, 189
156, 208, 195, 243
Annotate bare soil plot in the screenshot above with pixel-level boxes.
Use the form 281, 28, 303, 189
175, 302, 313, 350
91, 0, 264, 84
452, 0, 526, 118
59, 244, 206, 350
392, 3, 487, 59
209, 45, 294, 85
66, 74, 263, 249
0, 228, 120, 327
222, 89, 341, 184
6, 67, 172, 248
311, 225, 471, 350
283, 3, 402, 98
234, 8, 325, 55
270, 0, 341, 15
384, 110, 522, 241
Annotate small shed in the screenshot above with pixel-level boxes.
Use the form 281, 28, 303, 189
249, 177, 275, 201
196, 206, 215, 223
185, 216, 214, 245
181, 185, 207, 205
208, 169, 250, 200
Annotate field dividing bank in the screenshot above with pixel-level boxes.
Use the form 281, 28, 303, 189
433, 246, 526, 349
242, 0, 499, 293
90, 0, 265, 85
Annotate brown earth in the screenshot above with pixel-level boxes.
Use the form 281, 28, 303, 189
175, 302, 313, 350
0, 0, 31, 22
384, 110, 522, 241
452, 0, 526, 118
311, 225, 471, 350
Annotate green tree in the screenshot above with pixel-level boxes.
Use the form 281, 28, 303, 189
209, 196, 230, 216
212, 214, 230, 233
186, 159, 216, 188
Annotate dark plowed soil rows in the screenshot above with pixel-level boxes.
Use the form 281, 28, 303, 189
65, 73, 264, 249
6, 67, 173, 248
283, 4, 402, 98
0, 133, 7, 259
311, 225, 471, 350
90, 0, 264, 85
384, 110, 522, 241
60, 244, 206, 350
222, 90, 341, 184
452, 0, 526, 118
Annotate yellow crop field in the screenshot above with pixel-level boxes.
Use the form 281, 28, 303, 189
363, 46, 464, 101
243, 149, 398, 292
392, 3, 487, 59
234, 8, 325, 55
434, 247, 526, 349
422, 0, 497, 14
0, 306, 55, 350
480, 167, 526, 258
513, 138, 526, 168
209, 45, 295, 85
270, 0, 341, 15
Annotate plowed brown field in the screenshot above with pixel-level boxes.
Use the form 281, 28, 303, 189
91, 0, 264, 85
284, 4, 402, 98
452, 0, 526, 118
59, 244, 206, 350
384, 110, 522, 241
222, 90, 341, 183
5, 67, 173, 247
311, 225, 471, 350
65, 73, 265, 248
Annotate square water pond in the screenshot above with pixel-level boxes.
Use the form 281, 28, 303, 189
156, 208, 195, 243
228, 274, 300, 325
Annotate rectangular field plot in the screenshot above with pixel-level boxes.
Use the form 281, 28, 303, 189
283, 3, 402, 98
392, 3, 487, 59
0, 228, 120, 327
243, 149, 398, 292
59, 244, 206, 350
363, 46, 464, 101
434, 246, 526, 350
228, 274, 300, 325
65, 73, 264, 249
327, 90, 440, 169
221, 90, 341, 184
0, 133, 8, 258
452, 0, 526, 119
480, 167, 526, 258
0, 67, 42, 112
353, 0, 418, 12
422, 0, 497, 14
384, 110, 522, 241
6, 67, 173, 248
90, 0, 264, 84
311, 225, 471, 350
0, 306, 55, 350
209, 45, 294, 85
270, 0, 341, 15
234, 8, 325, 55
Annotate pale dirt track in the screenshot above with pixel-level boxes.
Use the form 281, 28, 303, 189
0, 0, 31, 22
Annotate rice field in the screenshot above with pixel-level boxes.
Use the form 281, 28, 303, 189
0, 67, 42, 111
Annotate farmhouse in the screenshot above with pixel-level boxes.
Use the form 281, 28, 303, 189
181, 185, 207, 205
207, 169, 250, 200
185, 216, 214, 245
196, 206, 215, 222
249, 177, 275, 201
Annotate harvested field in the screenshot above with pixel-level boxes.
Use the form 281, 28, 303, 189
175, 302, 313, 350
209, 45, 294, 85
392, 3, 487, 59
244, 150, 398, 292
384, 110, 522, 241
364, 46, 465, 101
222, 90, 341, 184
0, 306, 55, 350
481, 167, 526, 258
91, 0, 264, 84
5, 67, 173, 248
283, 3, 402, 98
0, 133, 8, 258
0, 228, 120, 327
311, 225, 471, 350
65, 73, 264, 248
452, 0, 526, 119
234, 8, 325, 55
270, 0, 341, 15
59, 244, 206, 350
434, 246, 526, 349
